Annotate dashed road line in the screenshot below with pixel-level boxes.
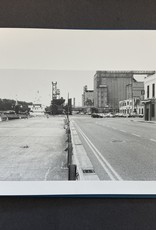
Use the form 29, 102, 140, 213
132, 133, 141, 137
150, 138, 156, 142
120, 130, 127, 133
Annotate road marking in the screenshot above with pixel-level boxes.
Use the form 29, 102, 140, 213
150, 139, 156, 142
120, 130, 127, 133
132, 133, 141, 137
44, 166, 51, 181
112, 127, 117, 130
74, 122, 123, 181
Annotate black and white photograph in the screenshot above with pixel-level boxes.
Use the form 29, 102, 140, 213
0, 28, 156, 195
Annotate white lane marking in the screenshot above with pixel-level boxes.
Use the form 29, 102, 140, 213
44, 166, 51, 181
150, 139, 156, 142
74, 123, 123, 181
132, 133, 141, 137
112, 127, 117, 130
120, 130, 127, 133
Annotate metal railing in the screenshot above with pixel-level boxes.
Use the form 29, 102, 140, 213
64, 115, 78, 180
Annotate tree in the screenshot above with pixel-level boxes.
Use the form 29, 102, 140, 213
50, 97, 65, 115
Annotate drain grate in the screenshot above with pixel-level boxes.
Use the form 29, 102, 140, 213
111, 139, 123, 143
20, 145, 29, 148
82, 169, 95, 174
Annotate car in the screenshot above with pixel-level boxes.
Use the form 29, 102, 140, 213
105, 113, 114, 118
3, 110, 19, 120
91, 113, 102, 118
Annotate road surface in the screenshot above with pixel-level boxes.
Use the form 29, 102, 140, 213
0, 116, 67, 181
71, 115, 156, 181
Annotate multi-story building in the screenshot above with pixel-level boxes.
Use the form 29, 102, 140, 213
28, 103, 45, 116
119, 81, 144, 115
82, 85, 94, 107
119, 99, 144, 115
143, 73, 156, 121
94, 71, 134, 113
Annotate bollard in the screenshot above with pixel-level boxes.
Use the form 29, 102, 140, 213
68, 164, 77, 180
66, 126, 71, 134
67, 142, 73, 166
68, 133, 71, 143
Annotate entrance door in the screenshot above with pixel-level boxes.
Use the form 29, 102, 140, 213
146, 108, 149, 121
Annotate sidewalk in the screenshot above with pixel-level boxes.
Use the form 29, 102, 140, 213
130, 118, 156, 124
0, 116, 67, 181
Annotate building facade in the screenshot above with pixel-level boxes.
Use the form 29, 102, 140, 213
119, 81, 144, 115
82, 85, 94, 107
119, 99, 144, 115
94, 71, 134, 113
28, 104, 45, 116
143, 73, 156, 121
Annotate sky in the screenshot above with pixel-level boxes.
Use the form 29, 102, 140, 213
0, 70, 95, 106
0, 28, 154, 106
0, 70, 146, 107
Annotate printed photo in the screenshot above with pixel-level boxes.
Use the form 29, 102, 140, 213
0, 29, 156, 195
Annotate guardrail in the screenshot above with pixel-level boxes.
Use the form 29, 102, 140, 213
64, 115, 78, 180
64, 115, 100, 181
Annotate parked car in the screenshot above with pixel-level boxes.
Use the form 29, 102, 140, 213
107, 113, 114, 118
91, 113, 103, 118
3, 110, 19, 120
114, 113, 126, 118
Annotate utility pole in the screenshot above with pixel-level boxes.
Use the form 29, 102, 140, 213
67, 92, 69, 120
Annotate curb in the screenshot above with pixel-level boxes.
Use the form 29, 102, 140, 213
130, 119, 156, 124
70, 121, 99, 181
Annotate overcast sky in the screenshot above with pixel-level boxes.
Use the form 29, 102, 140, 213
0, 69, 95, 106
0, 70, 145, 106
0, 28, 153, 106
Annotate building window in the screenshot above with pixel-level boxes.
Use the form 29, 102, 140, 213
152, 104, 155, 117
142, 108, 144, 114
147, 85, 149, 98
127, 101, 129, 105
152, 83, 155, 98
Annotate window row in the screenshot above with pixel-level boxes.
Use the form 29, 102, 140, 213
147, 83, 155, 98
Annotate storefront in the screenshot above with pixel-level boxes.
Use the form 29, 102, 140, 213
143, 99, 156, 121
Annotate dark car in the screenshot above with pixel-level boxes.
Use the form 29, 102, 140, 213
91, 113, 103, 118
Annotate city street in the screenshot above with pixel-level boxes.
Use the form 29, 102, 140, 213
0, 116, 67, 181
71, 115, 156, 181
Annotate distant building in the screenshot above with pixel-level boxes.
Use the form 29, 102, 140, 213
73, 98, 76, 108
82, 85, 94, 107
94, 71, 134, 113
142, 73, 156, 121
28, 104, 45, 116
119, 81, 144, 115
119, 99, 144, 115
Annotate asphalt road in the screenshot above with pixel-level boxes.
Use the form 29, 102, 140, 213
71, 115, 156, 181
0, 116, 67, 181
